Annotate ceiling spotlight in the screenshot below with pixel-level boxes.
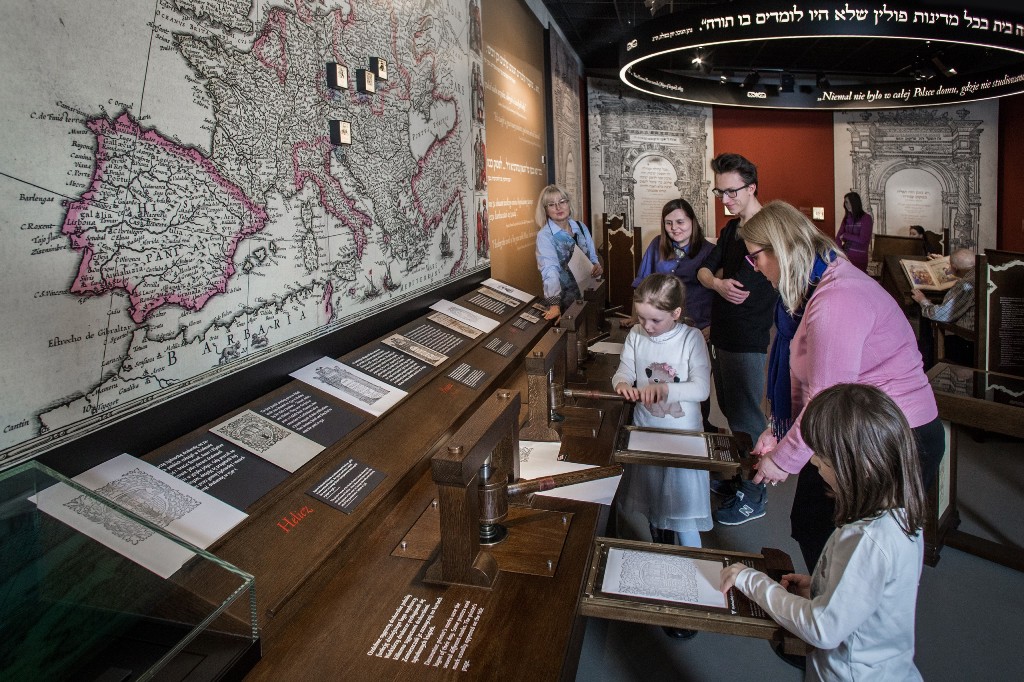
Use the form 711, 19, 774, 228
720, 70, 733, 84
691, 54, 712, 75
780, 72, 795, 93
741, 71, 760, 88
931, 54, 957, 77
644, 0, 673, 15
816, 73, 831, 90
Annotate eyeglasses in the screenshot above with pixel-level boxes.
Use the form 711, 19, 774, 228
744, 247, 767, 269
711, 184, 752, 199
545, 198, 569, 209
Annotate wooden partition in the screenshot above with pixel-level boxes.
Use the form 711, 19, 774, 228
600, 214, 640, 313
981, 249, 1024, 376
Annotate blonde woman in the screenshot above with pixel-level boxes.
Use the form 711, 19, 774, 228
738, 200, 941, 571
534, 184, 602, 320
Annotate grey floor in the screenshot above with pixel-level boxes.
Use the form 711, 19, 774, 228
575, 396, 1024, 681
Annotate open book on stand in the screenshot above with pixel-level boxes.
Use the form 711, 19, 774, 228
900, 255, 957, 291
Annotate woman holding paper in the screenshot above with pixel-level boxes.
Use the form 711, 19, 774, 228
738, 200, 941, 572
534, 184, 602, 320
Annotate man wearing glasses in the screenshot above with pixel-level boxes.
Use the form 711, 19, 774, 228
696, 153, 778, 525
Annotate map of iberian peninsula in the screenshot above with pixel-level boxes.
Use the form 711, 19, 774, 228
62, 113, 269, 323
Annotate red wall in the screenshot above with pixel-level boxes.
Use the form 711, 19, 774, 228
713, 99, 1024, 252
711, 107, 836, 235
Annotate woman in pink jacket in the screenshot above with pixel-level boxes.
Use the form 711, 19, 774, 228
738, 200, 943, 571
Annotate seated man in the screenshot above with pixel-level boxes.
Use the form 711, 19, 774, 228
912, 248, 976, 367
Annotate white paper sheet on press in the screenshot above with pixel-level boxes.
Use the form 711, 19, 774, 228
588, 341, 624, 355
627, 431, 708, 458
518, 440, 620, 505
601, 547, 727, 609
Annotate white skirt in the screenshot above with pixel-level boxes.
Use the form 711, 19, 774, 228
617, 463, 712, 533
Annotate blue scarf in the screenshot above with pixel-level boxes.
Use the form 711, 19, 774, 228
767, 252, 834, 439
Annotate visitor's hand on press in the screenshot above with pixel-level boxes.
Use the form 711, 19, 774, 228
911, 289, 927, 304
720, 563, 746, 594
591, 262, 604, 278
544, 304, 561, 320
780, 573, 811, 598
752, 453, 789, 486
614, 382, 640, 402
638, 383, 669, 407
714, 277, 750, 304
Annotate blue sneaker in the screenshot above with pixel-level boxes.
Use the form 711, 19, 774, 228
715, 480, 767, 525
710, 478, 736, 498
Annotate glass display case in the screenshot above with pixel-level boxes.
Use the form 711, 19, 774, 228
0, 460, 259, 681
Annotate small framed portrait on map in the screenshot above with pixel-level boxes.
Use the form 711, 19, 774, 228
370, 57, 388, 81
356, 68, 376, 93
330, 120, 352, 146
326, 62, 348, 90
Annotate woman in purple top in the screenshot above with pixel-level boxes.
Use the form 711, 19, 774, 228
836, 191, 873, 272
738, 200, 943, 571
632, 198, 714, 332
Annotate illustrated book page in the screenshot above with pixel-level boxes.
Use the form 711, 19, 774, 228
34, 453, 247, 578
290, 356, 407, 417
900, 255, 956, 291
210, 409, 323, 473
429, 299, 500, 333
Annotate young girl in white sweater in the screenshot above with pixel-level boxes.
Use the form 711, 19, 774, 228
613, 273, 712, 550
721, 383, 926, 681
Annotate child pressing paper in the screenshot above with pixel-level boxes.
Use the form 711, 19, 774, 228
613, 273, 711, 550
721, 383, 926, 681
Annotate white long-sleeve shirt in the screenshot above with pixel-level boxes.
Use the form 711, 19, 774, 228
734, 512, 923, 681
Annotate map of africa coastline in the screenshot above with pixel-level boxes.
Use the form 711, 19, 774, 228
0, 0, 485, 463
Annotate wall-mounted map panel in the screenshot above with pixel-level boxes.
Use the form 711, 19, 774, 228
0, 0, 486, 466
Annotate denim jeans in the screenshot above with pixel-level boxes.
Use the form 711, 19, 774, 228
710, 346, 768, 443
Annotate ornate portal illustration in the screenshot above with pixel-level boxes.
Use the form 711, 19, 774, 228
315, 366, 389, 406
214, 413, 291, 454
65, 467, 200, 545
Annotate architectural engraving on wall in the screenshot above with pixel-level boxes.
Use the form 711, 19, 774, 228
549, 28, 584, 215
834, 101, 998, 250
587, 78, 714, 248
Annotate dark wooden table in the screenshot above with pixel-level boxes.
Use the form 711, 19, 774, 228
926, 363, 1024, 572
236, 314, 627, 680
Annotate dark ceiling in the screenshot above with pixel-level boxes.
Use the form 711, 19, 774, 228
540, 0, 1024, 89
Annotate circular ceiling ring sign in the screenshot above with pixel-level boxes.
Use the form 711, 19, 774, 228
620, 1, 1024, 109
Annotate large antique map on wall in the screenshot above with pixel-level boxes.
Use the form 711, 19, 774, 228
0, 0, 485, 465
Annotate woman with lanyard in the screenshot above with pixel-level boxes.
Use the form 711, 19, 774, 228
534, 184, 602, 320
738, 200, 943, 572
632, 198, 715, 429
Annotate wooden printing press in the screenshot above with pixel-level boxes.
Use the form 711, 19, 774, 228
239, 296, 798, 675
404, 388, 804, 657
